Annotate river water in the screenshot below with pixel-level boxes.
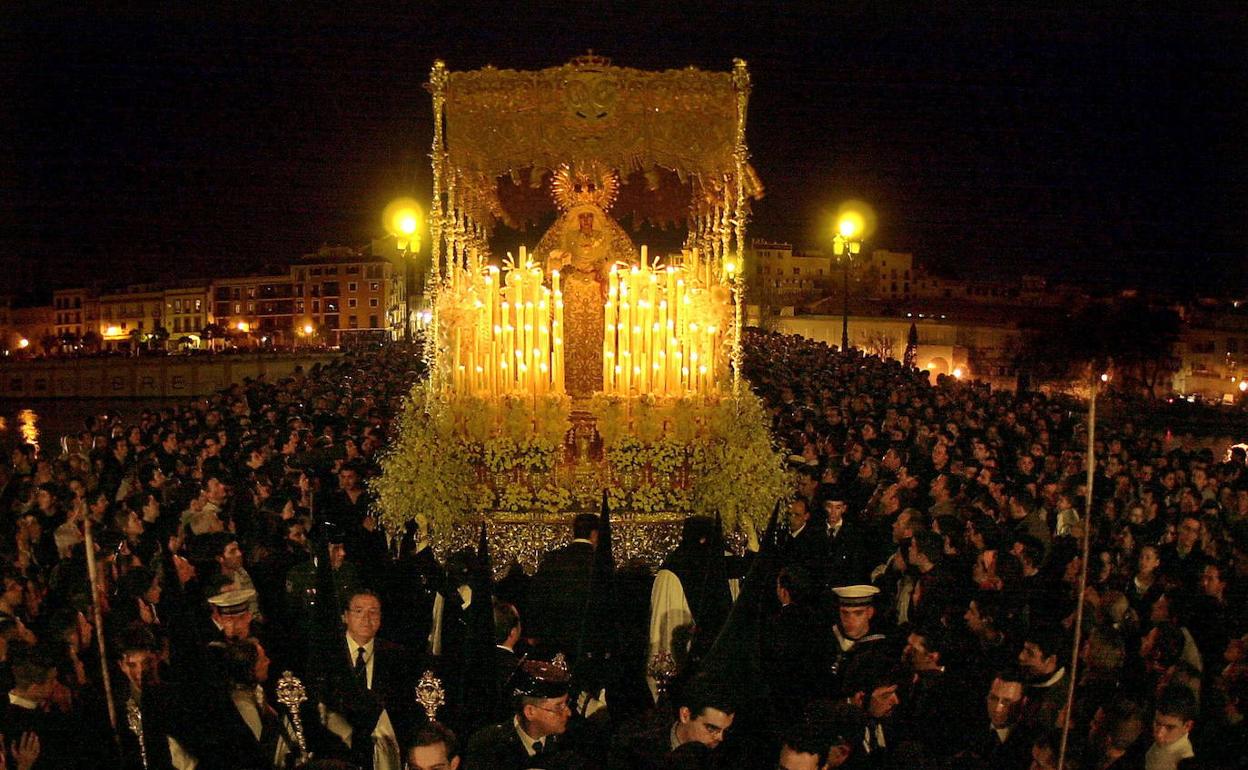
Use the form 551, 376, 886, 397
0, 399, 182, 455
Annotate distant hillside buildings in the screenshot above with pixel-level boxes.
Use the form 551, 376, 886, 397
2, 244, 406, 355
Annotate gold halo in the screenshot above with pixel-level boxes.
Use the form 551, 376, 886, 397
551, 163, 619, 212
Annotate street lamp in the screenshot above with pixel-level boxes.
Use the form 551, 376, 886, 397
383, 197, 423, 341
832, 205, 869, 353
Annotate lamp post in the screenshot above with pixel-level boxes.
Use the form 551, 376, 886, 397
832, 209, 865, 353
383, 198, 423, 342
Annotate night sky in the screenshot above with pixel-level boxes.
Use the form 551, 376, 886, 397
3, 5, 1245, 295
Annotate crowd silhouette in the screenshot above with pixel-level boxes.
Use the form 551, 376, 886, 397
0, 331, 1243, 769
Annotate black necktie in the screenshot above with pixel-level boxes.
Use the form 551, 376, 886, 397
532, 740, 544, 755
354, 646, 367, 687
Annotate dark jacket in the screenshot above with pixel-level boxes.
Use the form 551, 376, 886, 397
467, 721, 585, 770
529, 541, 598, 659
310, 635, 419, 767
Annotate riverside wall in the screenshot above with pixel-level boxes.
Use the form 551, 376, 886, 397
0, 353, 341, 399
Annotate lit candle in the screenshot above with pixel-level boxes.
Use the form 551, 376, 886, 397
620, 294, 631, 393
647, 270, 659, 394
472, 305, 481, 394
538, 292, 549, 395
490, 330, 499, 396
453, 328, 462, 390
501, 302, 513, 392
524, 300, 535, 392
487, 267, 500, 336
607, 267, 619, 393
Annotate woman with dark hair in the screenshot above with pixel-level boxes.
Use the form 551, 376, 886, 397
1125, 543, 1164, 619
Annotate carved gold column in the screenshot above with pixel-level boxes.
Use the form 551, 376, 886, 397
428, 61, 448, 389
731, 58, 752, 393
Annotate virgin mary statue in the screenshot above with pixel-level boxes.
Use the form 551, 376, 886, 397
537, 165, 637, 397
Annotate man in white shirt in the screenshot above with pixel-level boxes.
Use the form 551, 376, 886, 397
1145, 685, 1198, 770
313, 590, 417, 770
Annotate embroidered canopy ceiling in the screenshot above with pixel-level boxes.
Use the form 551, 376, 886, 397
425, 54, 760, 261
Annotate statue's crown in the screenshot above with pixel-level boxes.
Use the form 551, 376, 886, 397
552, 163, 619, 212
570, 51, 612, 70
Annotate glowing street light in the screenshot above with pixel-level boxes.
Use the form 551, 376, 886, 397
302, 323, 315, 336
831, 201, 875, 353
383, 197, 424, 341
236, 321, 249, 333
17, 338, 28, 349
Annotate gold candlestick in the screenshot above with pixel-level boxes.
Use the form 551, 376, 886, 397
126, 699, 148, 770
647, 651, 679, 701
416, 670, 446, 721
275, 671, 310, 762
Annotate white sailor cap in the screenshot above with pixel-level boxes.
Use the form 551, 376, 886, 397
208, 587, 256, 615
833, 585, 880, 606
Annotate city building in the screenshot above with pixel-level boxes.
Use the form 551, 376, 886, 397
292, 245, 403, 344
862, 249, 914, 301
208, 245, 404, 346
162, 283, 212, 344
211, 273, 297, 344
749, 240, 834, 303
98, 287, 165, 351
52, 288, 100, 342
1172, 301, 1248, 402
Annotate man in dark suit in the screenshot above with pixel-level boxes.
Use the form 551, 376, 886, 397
491, 600, 524, 723
824, 495, 867, 588
1, 643, 86, 769
466, 659, 585, 770
311, 589, 419, 770
956, 668, 1034, 768
608, 678, 736, 770
782, 499, 830, 590
527, 514, 600, 660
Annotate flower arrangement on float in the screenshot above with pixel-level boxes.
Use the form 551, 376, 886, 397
372, 383, 791, 548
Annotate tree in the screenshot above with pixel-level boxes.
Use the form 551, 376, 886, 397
861, 330, 897, 360
80, 330, 102, 353
201, 323, 226, 352
128, 328, 143, 356
149, 325, 170, 351
1016, 297, 1180, 398
903, 322, 919, 369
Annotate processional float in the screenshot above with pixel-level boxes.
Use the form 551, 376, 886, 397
375, 54, 789, 569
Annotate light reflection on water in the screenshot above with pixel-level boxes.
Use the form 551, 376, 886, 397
0, 400, 175, 455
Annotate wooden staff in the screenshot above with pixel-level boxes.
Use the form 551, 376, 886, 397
83, 518, 121, 743
1057, 374, 1099, 770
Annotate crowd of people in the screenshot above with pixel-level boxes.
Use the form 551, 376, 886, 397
0, 330, 1243, 770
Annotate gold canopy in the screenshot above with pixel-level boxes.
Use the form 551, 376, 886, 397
427, 54, 760, 238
